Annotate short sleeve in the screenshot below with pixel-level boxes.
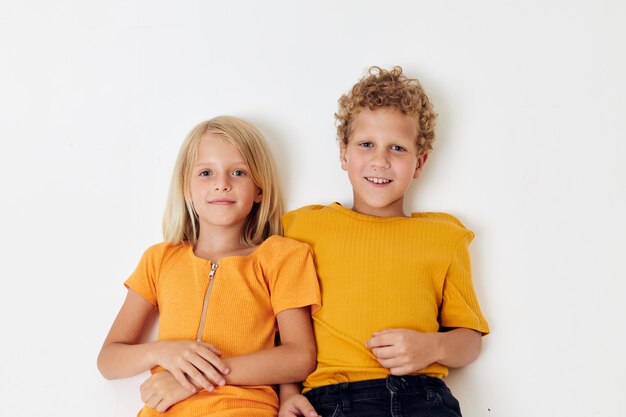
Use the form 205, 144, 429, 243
440, 232, 490, 335
282, 210, 297, 234
124, 244, 164, 307
283, 205, 324, 238
266, 238, 321, 316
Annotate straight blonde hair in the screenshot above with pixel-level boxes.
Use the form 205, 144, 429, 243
163, 116, 283, 247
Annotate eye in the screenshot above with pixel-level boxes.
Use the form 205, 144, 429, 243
232, 169, 247, 177
199, 170, 212, 177
358, 141, 373, 148
390, 145, 407, 152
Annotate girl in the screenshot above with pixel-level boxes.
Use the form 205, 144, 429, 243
98, 116, 320, 417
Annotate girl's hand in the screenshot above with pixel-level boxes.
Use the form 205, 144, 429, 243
278, 393, 319, 417
365, 328, 440, 375
153, 340, 230, 392
141, 371, 196, 412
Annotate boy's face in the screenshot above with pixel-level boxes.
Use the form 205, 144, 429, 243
340, 107, 427, 217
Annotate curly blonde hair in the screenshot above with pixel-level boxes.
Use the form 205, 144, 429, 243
336, 66, 437, 156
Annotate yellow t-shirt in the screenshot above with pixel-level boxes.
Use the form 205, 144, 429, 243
283, 203, 489, 392
125, 235, 321, 417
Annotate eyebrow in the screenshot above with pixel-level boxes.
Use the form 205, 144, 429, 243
193, 161, 249, 168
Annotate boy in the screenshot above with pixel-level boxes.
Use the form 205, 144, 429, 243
279, 66, 489, 417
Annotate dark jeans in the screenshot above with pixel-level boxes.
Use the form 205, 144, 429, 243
304, 375, 462, 417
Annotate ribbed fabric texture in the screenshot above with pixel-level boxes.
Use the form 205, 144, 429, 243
283, 203, 489, 393
125, 235, 321, 417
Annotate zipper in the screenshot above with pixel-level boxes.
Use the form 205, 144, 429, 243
196, 262, 218, 341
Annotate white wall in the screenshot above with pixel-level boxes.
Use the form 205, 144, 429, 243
1, 1, 625, 416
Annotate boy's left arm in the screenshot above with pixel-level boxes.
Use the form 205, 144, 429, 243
365, 327, 482, 375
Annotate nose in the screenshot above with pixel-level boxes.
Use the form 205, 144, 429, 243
213, 176, 231, 192
214, 183, 230, 191
370, 149, 391, 170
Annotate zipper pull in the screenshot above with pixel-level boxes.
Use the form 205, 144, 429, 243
209, 262, 218, 279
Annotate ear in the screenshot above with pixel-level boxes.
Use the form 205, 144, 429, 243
254, 188, 263, 203
339, 144, 348, 171
413, 153, 429, 179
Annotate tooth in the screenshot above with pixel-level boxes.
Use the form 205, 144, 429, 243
367, 177, 391, 184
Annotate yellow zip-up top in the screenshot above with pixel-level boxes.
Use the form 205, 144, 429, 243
283, 203, 489, 392
125, 235, 321, 417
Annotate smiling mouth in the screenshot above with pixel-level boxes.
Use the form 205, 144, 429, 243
366, 177, 392, 184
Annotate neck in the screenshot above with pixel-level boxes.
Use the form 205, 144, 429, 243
194, 223, 249, 261
351, 197, 407, 218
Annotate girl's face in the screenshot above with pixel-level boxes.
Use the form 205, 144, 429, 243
190, 133, 262, 232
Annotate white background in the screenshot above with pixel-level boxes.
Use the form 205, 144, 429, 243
1, 1, 625, 416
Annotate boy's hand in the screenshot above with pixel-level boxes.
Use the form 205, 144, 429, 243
140, 370, 197, 412
365, 328, 440, 375
278, 393, 319, 417
152, 340, 230, 393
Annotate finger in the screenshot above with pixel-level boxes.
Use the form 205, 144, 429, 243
140, 382, 153, 403
172, 369, 197, 393
295, 397, 319, 417
365, 333, 395, 349
181, 363, 215, 391
377, 356, 403, 370
198, 348, 230, 374
139, 381, 149, 402
144, 393, 159, 409
371, 346, 396, 359
189, 357, 225, 387
156, 399, 170, 413
389, 365, 412, 376
189, 353, 226, 385
280, 407, 313, 417
200, 342, 222, 357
